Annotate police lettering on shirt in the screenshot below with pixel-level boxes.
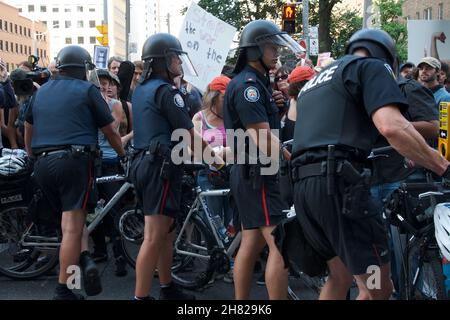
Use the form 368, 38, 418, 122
300, 65, 339, 94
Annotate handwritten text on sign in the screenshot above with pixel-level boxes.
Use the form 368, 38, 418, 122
179, 3, 236, 92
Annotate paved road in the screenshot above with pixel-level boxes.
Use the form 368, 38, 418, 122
0, 247, 322, 300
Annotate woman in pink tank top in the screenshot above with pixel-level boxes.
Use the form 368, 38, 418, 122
192, 76, 230, 150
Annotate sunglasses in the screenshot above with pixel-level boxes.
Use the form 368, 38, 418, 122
275, 74, 288, 82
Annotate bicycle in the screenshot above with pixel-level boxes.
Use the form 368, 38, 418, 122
0, 171, 133, 280
384, 182, 449, 300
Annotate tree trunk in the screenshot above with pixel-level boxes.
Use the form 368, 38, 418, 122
318, 0, 338, 53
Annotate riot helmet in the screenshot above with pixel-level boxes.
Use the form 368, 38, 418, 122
139, 33, 197, 83
234, 20, 304, 74
56, 45, 99, 85
345, 29, 398, 73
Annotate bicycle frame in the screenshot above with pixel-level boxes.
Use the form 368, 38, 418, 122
18, 174, 132, 249
174, 187, 241, 260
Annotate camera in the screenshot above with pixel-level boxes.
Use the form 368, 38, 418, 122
26, 55, 51, 86
10, 55, 50, 95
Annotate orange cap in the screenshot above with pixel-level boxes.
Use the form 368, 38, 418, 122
288, 66, 316, 84
208, 76, 231, 94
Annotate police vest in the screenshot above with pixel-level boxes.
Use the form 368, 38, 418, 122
292, 55, 378, 158
132, 78, 173, 150
31, 78, 99, 149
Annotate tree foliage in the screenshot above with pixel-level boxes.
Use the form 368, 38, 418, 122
375, 0, 408, 62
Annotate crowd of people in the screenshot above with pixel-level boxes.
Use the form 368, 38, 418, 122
1, 18, 450, 301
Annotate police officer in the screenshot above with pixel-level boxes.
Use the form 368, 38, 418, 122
131, 33, 223, 300
290, 29, 450, 300
24, 45, 126, 300
223, 20, 302, 300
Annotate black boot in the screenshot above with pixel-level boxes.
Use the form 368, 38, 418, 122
53, 283, 84, 300
79, 251, 102, 296
114, 256, 127, 277
159, 282, 196, 300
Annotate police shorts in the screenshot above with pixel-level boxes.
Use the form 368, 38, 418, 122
293, 175, 390, 275
33, 151, 95, 212
130, 152, 182, 218
230, 165, 287, 230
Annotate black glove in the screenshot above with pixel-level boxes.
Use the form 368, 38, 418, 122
119, 154, 129, 175
442, 165, 450, 187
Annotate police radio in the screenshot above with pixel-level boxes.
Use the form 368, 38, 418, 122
439, 101, 450, 160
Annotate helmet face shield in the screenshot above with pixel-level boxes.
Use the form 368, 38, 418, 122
165, 50, 198, 78
86, 61, 100, 87
256, 33, 304, 56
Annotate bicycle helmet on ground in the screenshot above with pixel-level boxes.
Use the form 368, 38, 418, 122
0, 155, 27, 176
434, 203, 450, 260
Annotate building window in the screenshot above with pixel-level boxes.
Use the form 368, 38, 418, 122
65, 7, 71, 13
77, 6, 83, 12
53, 7, 59, 13
423, 8, 432, 20
65, 37, 72, 44
65, 21, 71, 28
90, 36, 96, 44
77, 21, 84, 28
15, 24, 17, 34
78, 36, 84, 44
4, 21, 7, 32
40, 5, 46, 12
0, 40, 3, 51
438, 3, 444, 20
0, 19, 2, 30
89, 20, 96, 28
42, 21, 47, 26
89, 7, 95, 12
19, 26, 22, 35
9, 23, 12, 32
20, 44, 22, 54
53, 21, 59, 28
28, 28, 31, 37
44, 50, 47, 58
28, 5, 34, 12
18, 8, 22, 12
15, 43, 18, 53
5, 41, 8, 52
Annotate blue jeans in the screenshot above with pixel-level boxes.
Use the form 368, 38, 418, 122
197, 169, 231, 227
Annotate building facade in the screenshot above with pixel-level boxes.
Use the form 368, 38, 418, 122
0, 1, 49, 71
129, 0, 158, 61
5, 0, 127, 60
402, 0, 449, 20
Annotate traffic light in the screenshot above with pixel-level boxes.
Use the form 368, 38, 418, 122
96, 24, 108, 46
282, 4, 296, 34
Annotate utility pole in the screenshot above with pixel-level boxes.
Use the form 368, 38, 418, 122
166, 13, 170, 34
126, 0, 130, 60
363, 0, 372, 28
103, 0, 108, 25
302, 0, 309, 58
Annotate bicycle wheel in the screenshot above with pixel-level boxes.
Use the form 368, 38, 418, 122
119, 206, 194, 272
0, 206, 59, 280
171, 214, 218, 290
400, 238, 447, 300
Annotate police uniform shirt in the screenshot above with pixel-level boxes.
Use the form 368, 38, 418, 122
292, 56, 408, 158
224, 65, 279, 132
132, 75, 193, 150
25, 76, 114, 151
156, 82, 194, 132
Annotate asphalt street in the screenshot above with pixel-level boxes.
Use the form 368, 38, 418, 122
0, 247, 322, 300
